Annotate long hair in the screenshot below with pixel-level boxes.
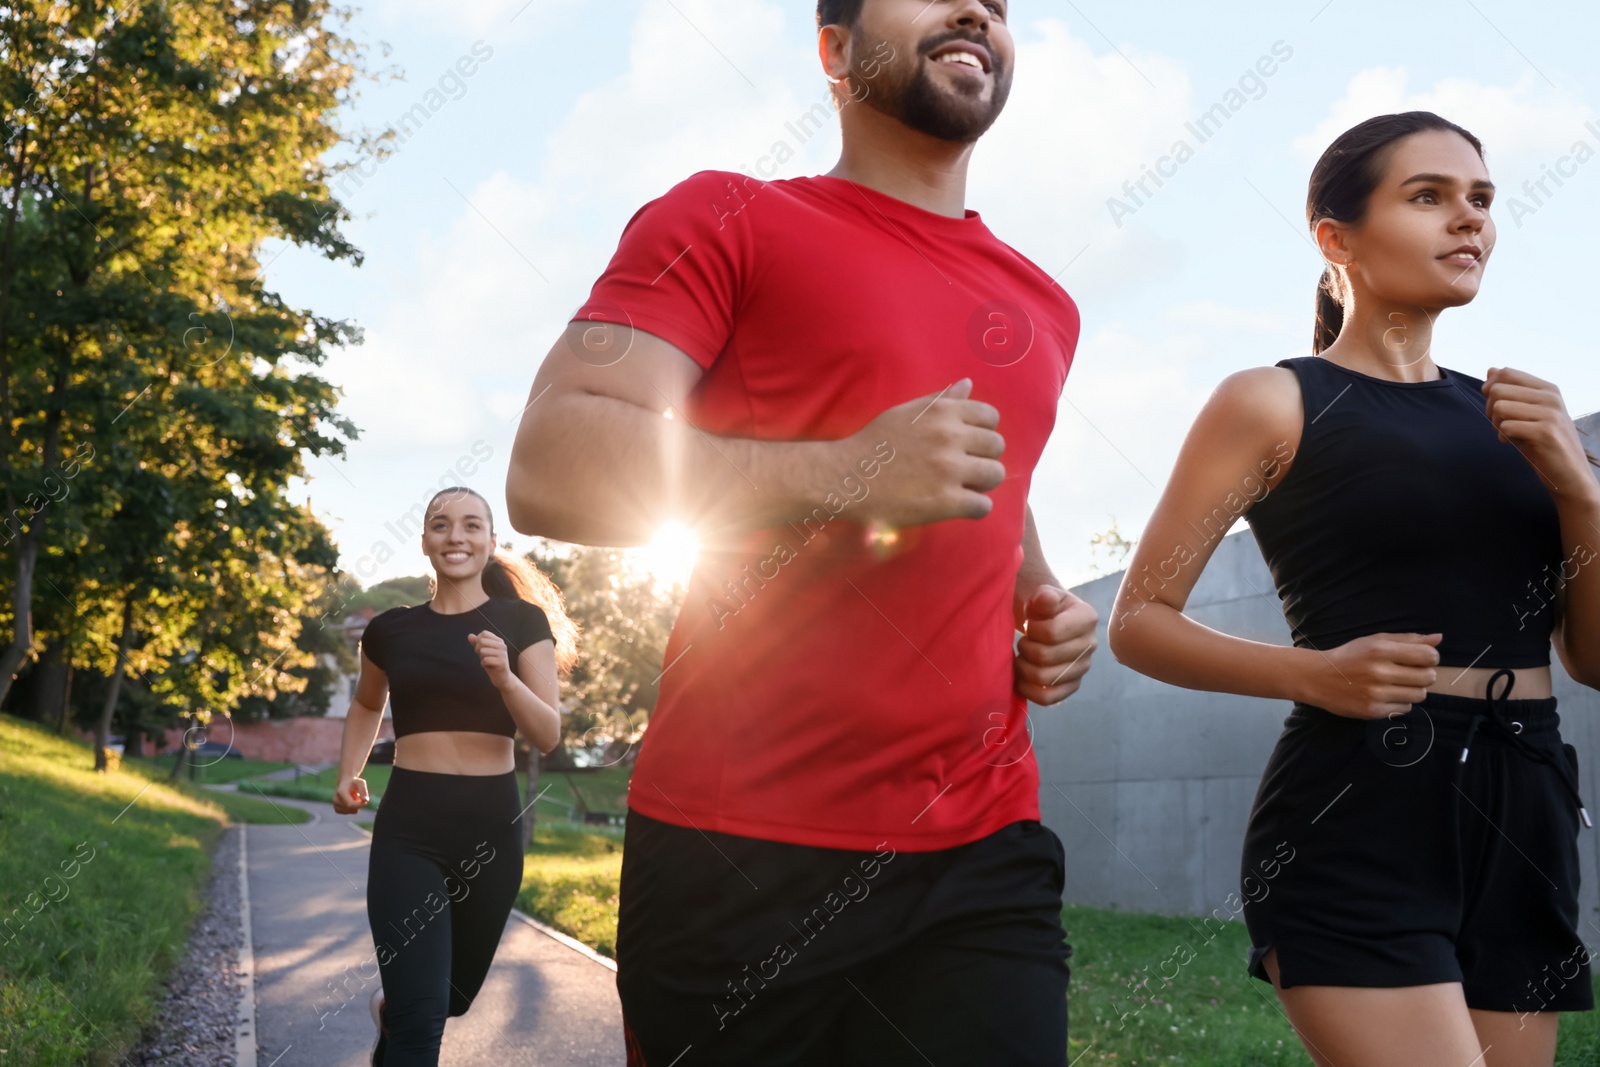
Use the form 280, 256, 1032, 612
1306, 111, 1484, 355
424, 486, 580, 675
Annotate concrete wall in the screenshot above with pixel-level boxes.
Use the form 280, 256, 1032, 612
1035, 411, 1600, 932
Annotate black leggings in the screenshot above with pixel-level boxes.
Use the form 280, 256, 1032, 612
366, 766, 525, 1066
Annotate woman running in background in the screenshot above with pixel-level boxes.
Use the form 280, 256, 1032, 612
331, 485, 578, 1066
1108, 111, 1600, 1066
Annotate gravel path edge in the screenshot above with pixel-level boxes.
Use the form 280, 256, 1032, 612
235, 823, 258, 1067
122, 823, 245, 1066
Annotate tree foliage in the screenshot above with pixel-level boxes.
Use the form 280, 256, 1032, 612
0, 0, 377, 767
528, 541, 684, 765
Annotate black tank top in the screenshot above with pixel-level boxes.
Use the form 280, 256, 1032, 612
360, 595, 554, 738
1243, 356, 1564, 668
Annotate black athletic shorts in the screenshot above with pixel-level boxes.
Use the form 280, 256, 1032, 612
615, 811, 1072, 1066
1241, 683, 1594, 1014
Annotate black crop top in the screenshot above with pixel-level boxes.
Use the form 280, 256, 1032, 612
360, 595, 555, 738
1243, 356, 1564, 668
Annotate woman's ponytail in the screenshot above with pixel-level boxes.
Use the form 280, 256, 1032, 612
481, 549, 580, 675
1313, 267, 1344, 356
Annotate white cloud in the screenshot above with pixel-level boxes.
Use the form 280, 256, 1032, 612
1293, 67, 1595, 168
1031, 301, 1304, 588
1161, 299, 1298, 337
314, 0, 819, 468
378, 0, 581, 34
971, 18, 1197, 303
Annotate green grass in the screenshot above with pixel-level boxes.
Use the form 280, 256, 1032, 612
247, 763, 633, 818
0, 714, 232, 1066
125, 754, 292, 785
1561, 1011, 1600, 1067
1062, 904, 1308, 1065
186, 785, 310, 825
1060, 904, 1600, 1066
237, 776, 351, 806
539, 765, 631, 816
516, 821, 625, 958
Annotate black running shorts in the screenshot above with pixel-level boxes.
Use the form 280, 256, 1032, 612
615, 812, 1073, 1066
1241, 688, 1593, 1015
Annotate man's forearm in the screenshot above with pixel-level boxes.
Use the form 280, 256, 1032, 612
1017, 504, 1059, 588
510, 391, 872, 547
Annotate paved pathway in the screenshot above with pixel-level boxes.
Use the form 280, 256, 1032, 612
232, 791, 625, 1066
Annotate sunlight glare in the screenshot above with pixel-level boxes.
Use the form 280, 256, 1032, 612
630, 520, 701, 590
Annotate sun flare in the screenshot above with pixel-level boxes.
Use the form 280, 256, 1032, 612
628, 521, 701, 590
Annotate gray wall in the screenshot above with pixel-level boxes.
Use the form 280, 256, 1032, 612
1036, 411, 1600, 931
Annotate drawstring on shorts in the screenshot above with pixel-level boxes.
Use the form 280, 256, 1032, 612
1453, 668, 1590, 829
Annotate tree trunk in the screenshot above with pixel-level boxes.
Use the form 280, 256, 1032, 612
93, 597, 135, 772
520, 751, 539, 851
0, 358, 70, 710
0, 532, 40, 707
27, 641, 68, 726
54, 662, 72, 734
169, 716, 191, 781
0, 66, 34, 692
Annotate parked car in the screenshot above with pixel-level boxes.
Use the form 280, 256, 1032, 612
368, 739, 395, 765
192, 740, 242, 759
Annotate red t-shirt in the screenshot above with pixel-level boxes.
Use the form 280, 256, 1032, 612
575, 170, 1080, 851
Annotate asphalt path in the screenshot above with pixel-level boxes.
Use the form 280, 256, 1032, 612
230, 790, 625, 1066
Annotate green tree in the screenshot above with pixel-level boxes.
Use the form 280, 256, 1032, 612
1088, 516, 1137, 577
531, 540, 684, 765
0, 0, 381, 768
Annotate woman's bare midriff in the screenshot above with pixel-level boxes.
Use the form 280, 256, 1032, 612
394, 731, 517, 775
1426, 663, 1552, 700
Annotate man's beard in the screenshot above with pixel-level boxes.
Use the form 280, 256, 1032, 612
854, 33, 1011, 143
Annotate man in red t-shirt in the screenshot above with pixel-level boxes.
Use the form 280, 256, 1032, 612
508, 1, 1097, 1063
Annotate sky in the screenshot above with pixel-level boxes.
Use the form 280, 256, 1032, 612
265, 0, 1600, 592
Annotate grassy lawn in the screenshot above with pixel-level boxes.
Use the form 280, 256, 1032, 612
239, 773, 355, 805
248, 762, 632, 818
1061, 902, 1600, 1066
186, 784, 310, 825
516, 821, 625, 958
1062, 904, 1306, 1065
125, 754, 291, 785
0, 715, 236, 1066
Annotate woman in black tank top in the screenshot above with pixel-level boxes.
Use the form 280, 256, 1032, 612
330, 486, 576, 1066
1108, 112, 1600, 1066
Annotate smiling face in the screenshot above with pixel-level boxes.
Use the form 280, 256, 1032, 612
1320, 128, 1495, 313
422, 489, 494, 584
836, 0, 1014, 143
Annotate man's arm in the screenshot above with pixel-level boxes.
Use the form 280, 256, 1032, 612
505, 322, 1006, 548
1012, 503, 1097, 704
1014, 504, 1060, 610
